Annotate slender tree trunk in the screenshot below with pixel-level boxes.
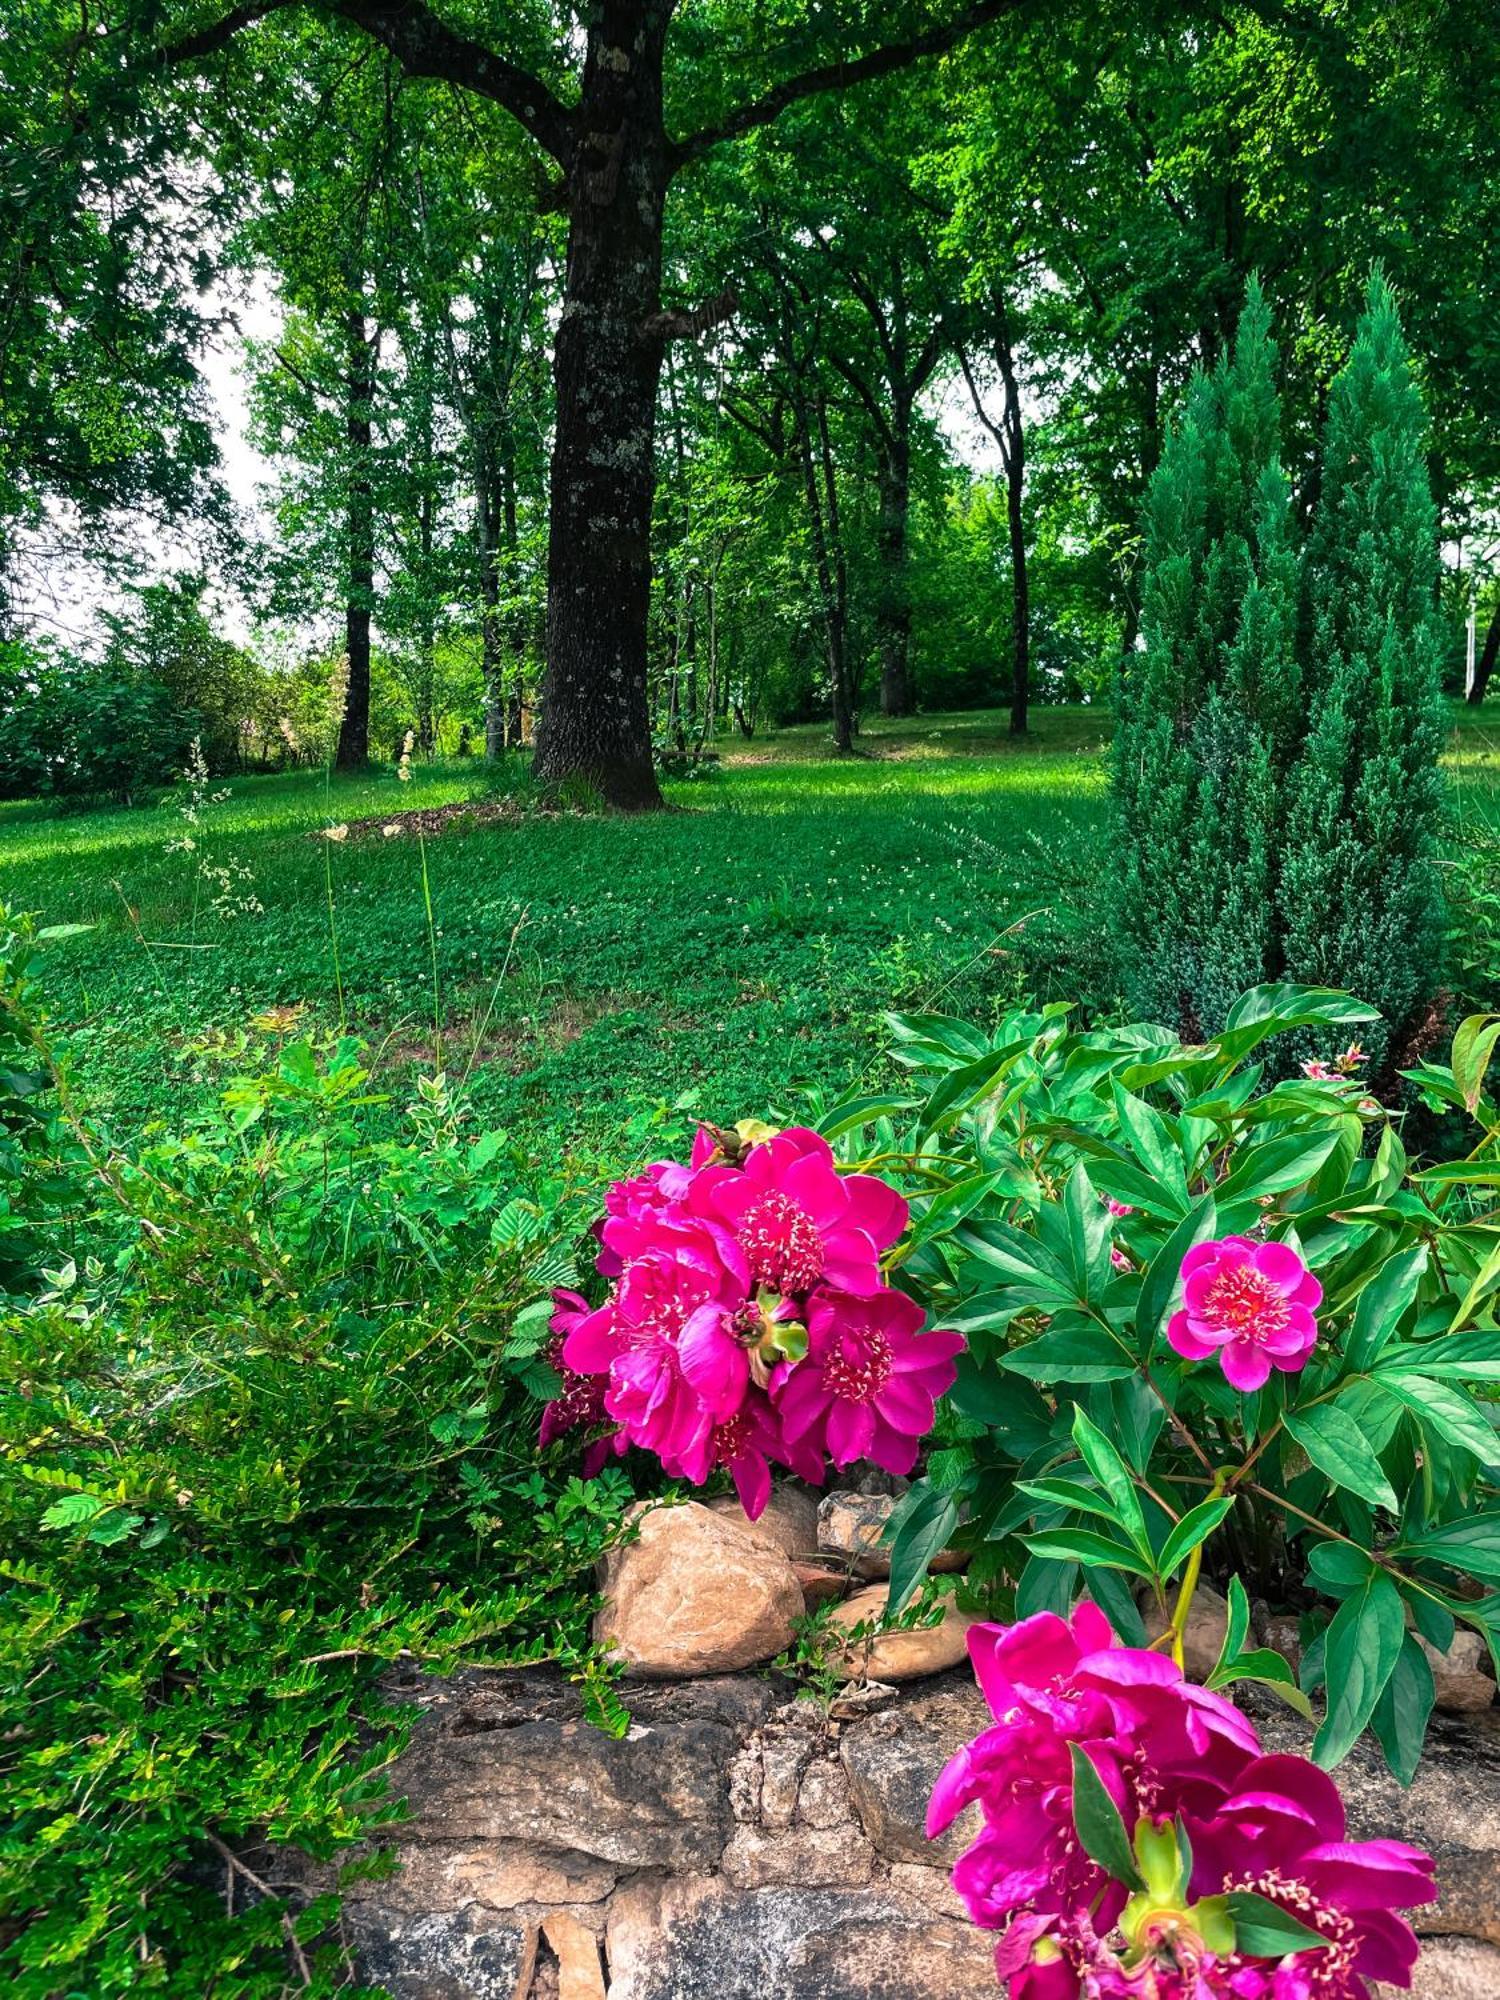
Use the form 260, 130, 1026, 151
336, 303, 375, 771
477, 452, 506, 758
877, 417, 914, 717
995, 329, 1028, 737
532, 4, 670, 809
1468, 601, 1500, 705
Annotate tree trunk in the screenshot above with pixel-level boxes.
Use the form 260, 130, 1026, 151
531, 5, 670, 809
995, 331, 1028, 737
877, 420, 914, 717
336, 303, 375, 771
1468, 600, 1500, 705
477, 453, 507, 758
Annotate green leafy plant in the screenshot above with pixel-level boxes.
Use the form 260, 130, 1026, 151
824, 985, 1500, 1784
0, 913, 632, 1997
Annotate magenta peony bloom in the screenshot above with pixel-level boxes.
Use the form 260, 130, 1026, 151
929, 1609, 1435, 1999
693, 1125, 907, 1293
775, 1284, 963, 1475
549, 1119, 952, 1511
1168, 1235, 1322, 1392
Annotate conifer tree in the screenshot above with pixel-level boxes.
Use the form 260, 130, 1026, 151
1279, 275, 1448, 1068
1113, 282, 1299, 1035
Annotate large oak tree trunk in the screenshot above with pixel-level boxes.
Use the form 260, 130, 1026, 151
877, 421, 914, 717
336, 303, 375, 770
531, 4, 670, 809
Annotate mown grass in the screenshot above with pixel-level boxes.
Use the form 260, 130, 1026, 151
4, 698, 1496, 1159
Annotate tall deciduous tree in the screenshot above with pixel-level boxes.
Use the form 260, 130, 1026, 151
156, 0, 1036, 805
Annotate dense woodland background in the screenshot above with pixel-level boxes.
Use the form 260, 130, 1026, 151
3, 0, 1498, 805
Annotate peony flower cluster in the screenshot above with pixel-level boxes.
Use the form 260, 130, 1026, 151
1167, 1235, 1322, 1392
929, 1605, 1435, 1998
538, 1122, 963, 1515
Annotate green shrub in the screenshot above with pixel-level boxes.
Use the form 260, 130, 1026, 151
819, 987, 1500, 1784
1114, 278, 1448, 1065
0, 920, 631, 1997
0, 637, 193, 803
1280, 278, 1449, 1068
1113, 283, 1298, 1036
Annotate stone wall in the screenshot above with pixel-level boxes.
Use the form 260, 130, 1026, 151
278, 1664, 1500, 2000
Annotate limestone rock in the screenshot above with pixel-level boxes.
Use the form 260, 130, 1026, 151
1257, 1707, 1500, 1945
840, 1680, 990, 1865
825, 1583, 978, 1683
541, 1912, 606, 2000
793, 1559, 848, 1609
816, 1492, 965, 1579
595, 1501, 803, 1677
605, 1875, 999, 2000
818, 1492, 899, 1576
1374, 1936, 1500, 1999
796, 1755, 853, 1830
711, 1485, 820, 1563
1141, 1582, 1229, 1681
720, 1822, 875, 1889
348, 1908, 537, 2000
1419, 1630, 1496, 1715
343, 1839, 617, 1915
375, 1668, 774, 1872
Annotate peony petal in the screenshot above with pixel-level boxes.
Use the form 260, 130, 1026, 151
826, 1396, 876, 1466
1168, 1309, 1221, 1361
1220, 1338, 1273, 1392
677, 1304, 748, 1419
1251, 1238, 1310, 1292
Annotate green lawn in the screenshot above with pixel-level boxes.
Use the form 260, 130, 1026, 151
6, 698, 1498, 1163
0, 707, 1110, 1154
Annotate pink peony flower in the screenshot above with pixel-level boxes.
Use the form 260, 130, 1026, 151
774, 1284, 963, 1475
1167, 1236, 1322, 1392
692, 1125, 907, 1293
929, 1609, 1435, 1999
549, 1120, 949, 1513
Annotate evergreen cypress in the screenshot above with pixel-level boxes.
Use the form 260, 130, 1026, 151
1114, 276, 1446, 1061
1279, 275, 1448, 1068
1113, 282, 1298, 1035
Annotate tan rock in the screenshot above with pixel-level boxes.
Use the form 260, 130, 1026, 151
824, 1582, 978, 1683
720, 1821, 876, 1889
594, 1501, 803, 1677
1419, 1631, 1496, 1716
542, 1912, 606, 2000
816, 1491, 967, 1579
1373, 1936, 1500, 1999
793, 1560, 847, 1609
711, 1485, 820, 1562
796, 1756, 853, 1830
343, 1839, 616, 1914
1141, 1582, 1229, 1681
605, 1872, 1000, 2000
817, 1491, 899, 1576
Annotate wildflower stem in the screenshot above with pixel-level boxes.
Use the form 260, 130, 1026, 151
322, 835, 345, 1029
418, 828, 441, 1069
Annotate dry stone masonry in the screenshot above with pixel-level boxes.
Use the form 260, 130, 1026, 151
303, 1667, 1500, 2000
269, 1491, 1500, 1998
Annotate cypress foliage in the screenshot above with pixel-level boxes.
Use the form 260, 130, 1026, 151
1114, 274, 1446, 1061
1279, 275, 1448, 1068
1113, 282, 1297, 1035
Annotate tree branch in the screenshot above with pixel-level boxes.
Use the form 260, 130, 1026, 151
670, 0, 1032, 167
163, 0, 574, 164
639, 287, 739, 343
